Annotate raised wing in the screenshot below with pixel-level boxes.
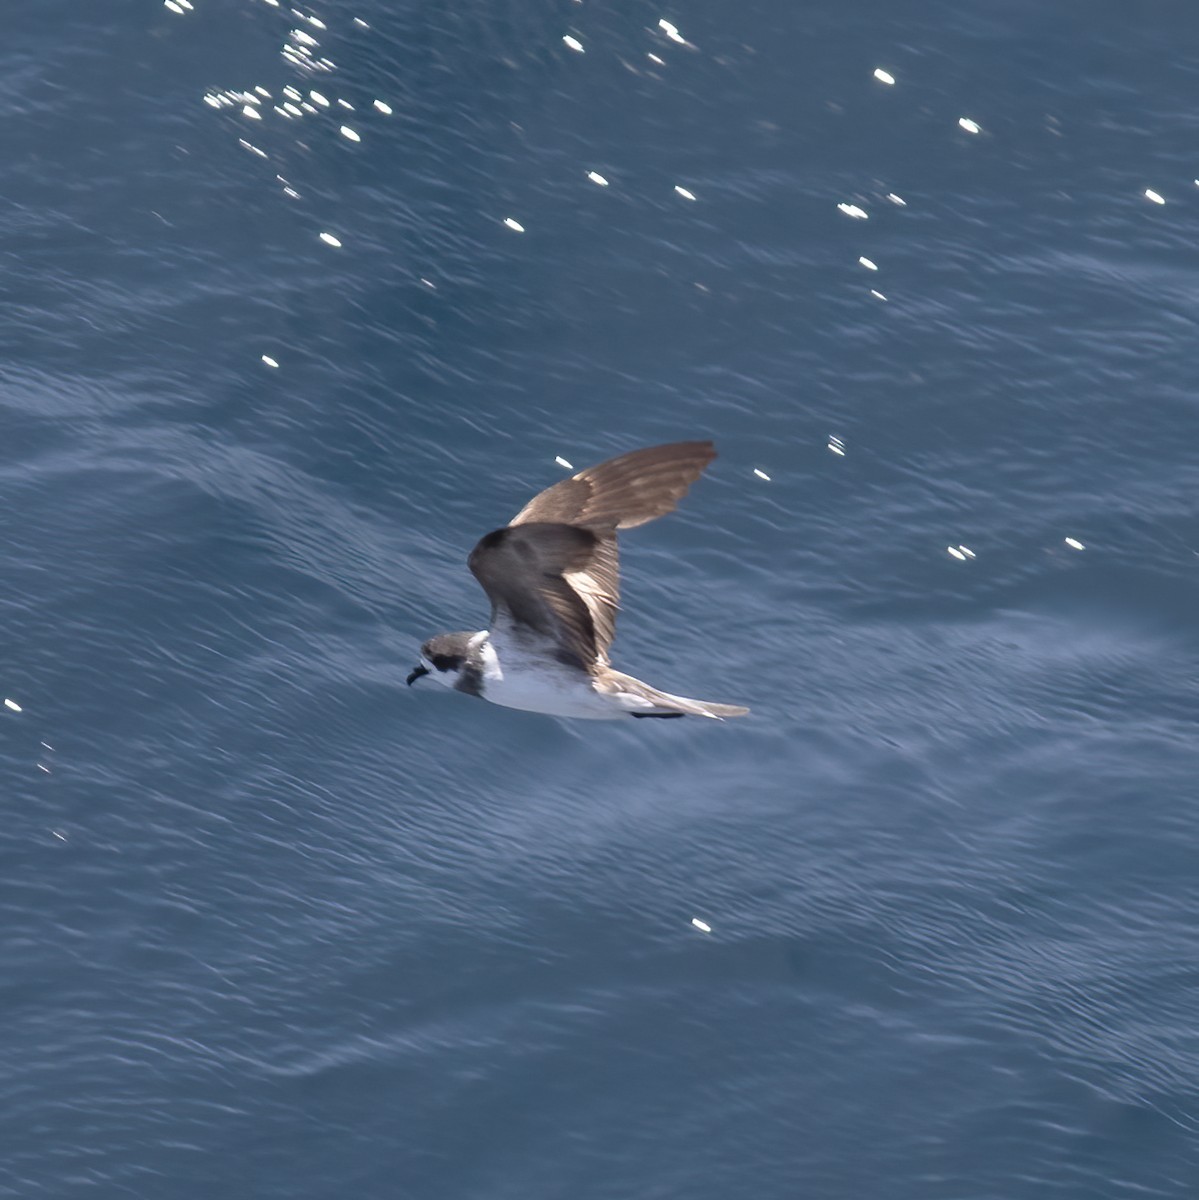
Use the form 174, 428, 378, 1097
468, 522, 608, 670
510, 441, 717, 531
468, 442, 716, 671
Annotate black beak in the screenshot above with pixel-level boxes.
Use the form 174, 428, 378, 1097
406, 665, 430, 687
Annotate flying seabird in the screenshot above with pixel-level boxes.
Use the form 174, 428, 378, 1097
407, 441, 749, 720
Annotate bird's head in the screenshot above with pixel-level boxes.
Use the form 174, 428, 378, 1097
407, 631, 479, 691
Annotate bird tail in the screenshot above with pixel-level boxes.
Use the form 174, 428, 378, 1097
648, 693, 750, 720
599, 673, 747, 720
598, 669, 749, 720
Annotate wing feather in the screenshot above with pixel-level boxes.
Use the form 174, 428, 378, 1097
511, 441, 716, 530
468, 523, 601, 670
469, 442, 716, 671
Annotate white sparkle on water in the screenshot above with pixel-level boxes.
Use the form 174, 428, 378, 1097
870, 289, 887, 301
261, 355, 279, 369
691, 917, 712, 933
340, 125, 361, 142
503, 217, 525, 232
648, 53, 665, 65
374, 100, 393, 114
4, 699, 22, 712
292, 29, 319, 47
948, 546, 967, 561
753, 468, 771, 481
164, 0, 185, 13
338, 99, 355, 110
958, 117, 982, 134
838, 203, 869, 219
242, 105, 261, 120
1145, 188, 1165, 205
659, 19, 686, 44
353, 17, 370, 28
859, 256, 878, 270
587, 171, 609, 186
674, 185, 696, 200
887, 192, 907, 206
873, 68, 896, 85
563, 35, 584, 52
555, 456, 574, 470
1065, 537, 1086, 550
319, 231, 342, 247
310, 90, 330, 107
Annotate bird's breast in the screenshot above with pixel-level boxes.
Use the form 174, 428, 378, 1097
479, 630, 623, 720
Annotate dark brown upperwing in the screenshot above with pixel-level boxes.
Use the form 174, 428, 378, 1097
468, 523, 604, 670
471, 443, 717, 672
509, 441, 717, 531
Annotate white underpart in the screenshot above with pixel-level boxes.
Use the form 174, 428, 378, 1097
477, 628, 627, 719
420, 627, 696, 719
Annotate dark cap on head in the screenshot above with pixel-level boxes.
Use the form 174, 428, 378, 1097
408, 630, 478, 687
421, 631, 474, 671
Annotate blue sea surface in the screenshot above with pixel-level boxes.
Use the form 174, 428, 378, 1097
2, 1, 1197, 1196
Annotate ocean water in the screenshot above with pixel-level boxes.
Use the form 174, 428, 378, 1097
2, 1, 1197, 1196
